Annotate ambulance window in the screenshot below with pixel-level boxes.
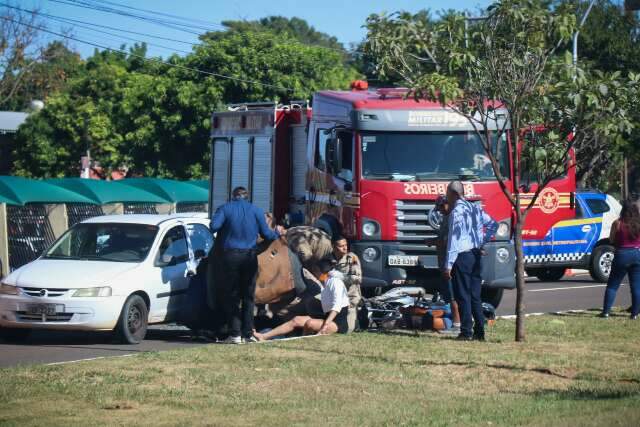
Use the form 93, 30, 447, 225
315, 129, 330, 171
575, 201, 584, 218
586, 199, 610, 215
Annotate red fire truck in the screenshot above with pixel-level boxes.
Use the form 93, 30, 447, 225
209, 84, 577, 308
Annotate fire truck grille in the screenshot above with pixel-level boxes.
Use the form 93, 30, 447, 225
395, 200, 438, 253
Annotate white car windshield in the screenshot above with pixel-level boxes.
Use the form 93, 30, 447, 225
45, 223, 159, 263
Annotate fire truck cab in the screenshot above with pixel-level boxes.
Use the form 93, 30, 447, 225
209, 86, 578, 308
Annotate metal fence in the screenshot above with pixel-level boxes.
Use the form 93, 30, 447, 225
123, 203, 159, 214
176, 202, 207, 213
67, 203, 104, 227
7, 204, 57, 271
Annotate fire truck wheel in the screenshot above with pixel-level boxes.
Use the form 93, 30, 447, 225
481, 288, 503, 309
527, 267, 566, 282
589, 245, 615, 283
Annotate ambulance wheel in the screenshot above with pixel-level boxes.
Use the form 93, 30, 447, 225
481, 288, 503, 309
590, 245, 615, 283
528, 267, 566, 282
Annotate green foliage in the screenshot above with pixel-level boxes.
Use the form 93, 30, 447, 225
218, 16, 345, 51
13, 27, 360, 179
365, 0, 634, 197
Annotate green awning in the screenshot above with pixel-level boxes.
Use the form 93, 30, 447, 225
118, 178, 208, 203
46, 178, 169, 204
190, 180, 209, 191
0, 176, 96, 205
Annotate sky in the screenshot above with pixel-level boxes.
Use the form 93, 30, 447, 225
18, 0, 493, 58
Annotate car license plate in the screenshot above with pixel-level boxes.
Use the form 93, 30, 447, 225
26, 303, 59, 316
388, 255, 419, 267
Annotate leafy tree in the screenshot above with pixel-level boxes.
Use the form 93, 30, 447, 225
365, 0, 637, 341
219, 16, 345, 51
13, 28, 360, 178
554, 0, 640, 190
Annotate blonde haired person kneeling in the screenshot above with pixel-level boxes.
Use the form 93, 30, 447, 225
253, 265, 349, 341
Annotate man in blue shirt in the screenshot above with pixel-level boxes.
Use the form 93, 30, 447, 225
443, 181, 498, 341
210, 186, 283, 344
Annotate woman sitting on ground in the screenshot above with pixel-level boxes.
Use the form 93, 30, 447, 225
254, 264, 349, 341
600, 196, 640, 319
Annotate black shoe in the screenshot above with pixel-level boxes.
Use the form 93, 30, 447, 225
598, 312, 609, 318
456, 334, 473, 341
473, 334, 485, 342
631, 315, 638, 320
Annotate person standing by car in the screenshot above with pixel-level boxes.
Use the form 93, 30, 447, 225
210, 186, 284, 344
332, 236, 362, 332
600, 197, 640, 319
425, 195, 461, 334
444, 181, 497, 341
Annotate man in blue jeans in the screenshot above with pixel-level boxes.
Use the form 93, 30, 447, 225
443, 181, 497, 341
210, 186, 283, 344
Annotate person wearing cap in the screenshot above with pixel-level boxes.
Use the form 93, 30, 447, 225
253, 261, 350, 341
210, 186, 284, 344
443, 181, 497, 341
426, 195, 461, 334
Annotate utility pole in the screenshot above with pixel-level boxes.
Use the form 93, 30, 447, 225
622, 1, 639, 198
572, 0, 597, 73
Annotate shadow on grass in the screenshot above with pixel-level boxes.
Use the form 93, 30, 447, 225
277, 341, 577, 380
531, 386, 640, 401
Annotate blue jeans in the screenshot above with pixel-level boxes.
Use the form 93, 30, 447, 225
452, 250, 484, 337
602, 248, 640, 317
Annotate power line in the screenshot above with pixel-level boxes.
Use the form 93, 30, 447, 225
44, 0, 361, 54
46, 0, 221, 35
44, 15, 194, 55
0, 2, 363, 61
78, 0, 225, 29
0, 15, 296, 92
0, 3, 196, 46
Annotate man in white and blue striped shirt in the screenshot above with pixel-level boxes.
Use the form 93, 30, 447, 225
443, 181, 498, 341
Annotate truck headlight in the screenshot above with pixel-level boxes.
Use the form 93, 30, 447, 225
72, 287, 112, 297
362, 220, 379, 238
0, 282, 19, 295
362, 247, 379, 263
496, 247, 510, 263
495, 220, 511, 240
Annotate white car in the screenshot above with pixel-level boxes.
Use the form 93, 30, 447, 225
0, 214, 214, 344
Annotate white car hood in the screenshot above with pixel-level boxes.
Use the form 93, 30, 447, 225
8, 259, 140, 289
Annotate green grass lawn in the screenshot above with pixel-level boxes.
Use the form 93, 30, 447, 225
1, 310, 639, 426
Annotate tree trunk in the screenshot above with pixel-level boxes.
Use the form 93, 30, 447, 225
513, 214, 526, 342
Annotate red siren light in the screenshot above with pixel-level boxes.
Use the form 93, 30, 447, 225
351, 80, 369, 91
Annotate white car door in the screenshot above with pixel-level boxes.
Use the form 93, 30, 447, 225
148, 225, 192, 322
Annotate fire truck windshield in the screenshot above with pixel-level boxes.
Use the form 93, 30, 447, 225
360, 131, 509, 181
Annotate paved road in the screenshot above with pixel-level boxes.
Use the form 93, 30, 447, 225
0, 273, 631, 368
496, 272, 630, 316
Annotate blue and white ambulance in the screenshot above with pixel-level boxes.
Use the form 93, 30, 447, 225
523, 191, 621, 282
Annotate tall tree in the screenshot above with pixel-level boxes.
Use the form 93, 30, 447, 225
566, 0, 640, 192
366, 0, 636, 341
13, 29, 360, 178
219, 16, 345, 51
0, 3, 47, 109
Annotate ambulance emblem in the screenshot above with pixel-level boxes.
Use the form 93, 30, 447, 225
538, 187, 560, 214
